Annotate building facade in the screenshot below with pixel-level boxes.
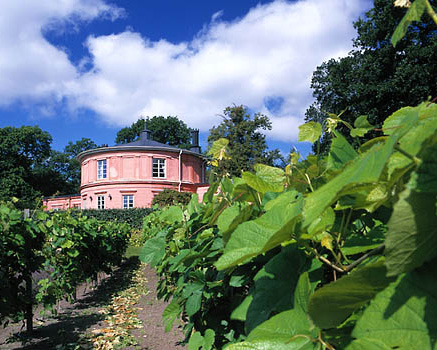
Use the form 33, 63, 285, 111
43, 129, 208, 210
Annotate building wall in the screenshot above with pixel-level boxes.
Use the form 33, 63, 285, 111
43, 196, 81, 211
79, 149, 206, 209
43, 149, 208, 210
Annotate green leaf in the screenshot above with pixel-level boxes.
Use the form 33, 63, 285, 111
159, 206, 184, 223
408, 144, 437, 192
162, 299, 180, 332
350, 115, 373, 138
326, 131, 358, 171
308, 261, 394, 329
385, 188, 437, 276
303, 112, 416, 228
188, 331, 204, 350
231, 294, 253, 321
245, 245, 310, 332
298, 122, 322, 143
347, 259, 437, 349
203, 329, 215, 350
226, 309, 319, 350
217, 205, 253, 243
207, 138, 230, 166
391, 0, 427, 47
216, 191, 303, 270
342, 226, 385, 256
345, 338, 392, 350
186, 291, 202, 316
307, 207, 335, 236
242, 164, 285, 194
140, 233, 166, 266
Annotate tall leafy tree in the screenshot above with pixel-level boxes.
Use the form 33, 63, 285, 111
0, 126, 52, 207
305, 0, 437, 152
40, 138, 97, 195
207, 105, 282, 177
115, 116, 192, 148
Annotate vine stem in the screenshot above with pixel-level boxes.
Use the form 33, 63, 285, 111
342, 244, 385, 273
426, 0, 437, 27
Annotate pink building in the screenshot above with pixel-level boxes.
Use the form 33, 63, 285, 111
43, 129, 208, 210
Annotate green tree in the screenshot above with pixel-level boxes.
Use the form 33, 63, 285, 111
0, 126, 52, 207
305, 0, 437, 152
207, 105, 282, 177
115, 116, 192, 147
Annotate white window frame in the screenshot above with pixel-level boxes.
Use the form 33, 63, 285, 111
152, 158, 166, 178
97, 195, 105, 209
123, 194, 134, 209
97, 159, 107, 179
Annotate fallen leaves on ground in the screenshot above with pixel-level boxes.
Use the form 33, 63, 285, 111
89, 263, 149, 350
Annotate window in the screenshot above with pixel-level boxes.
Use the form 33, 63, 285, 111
152, 158, 166, 178
97, 159, 107, 179
97, 195, 105, 209
123, 194, 134, 209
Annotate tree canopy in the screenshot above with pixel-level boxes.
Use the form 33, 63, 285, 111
0, 126, 52, 207
305, 0, 437, 152
115, 116, 192, 148
207, 105, 282, 177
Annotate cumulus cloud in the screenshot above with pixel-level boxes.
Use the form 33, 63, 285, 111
0, 0, 371, 142
0, 0, 121, 105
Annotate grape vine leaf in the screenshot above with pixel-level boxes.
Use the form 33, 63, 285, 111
326, 131, 358, 171
308, 261, 394, 329
385, 187, 437, 276
346, 259, 437, 349
392, 0, 427, 47
350, 116, 373, 138
226, 309, 319, 350
245, 245, 309, 332
242, 164, 285, 194
303, 109, 417, 228
298, 121, 322, 143
215, 191, 303, 270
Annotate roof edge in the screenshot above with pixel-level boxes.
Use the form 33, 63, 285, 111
77, 145, 207, 162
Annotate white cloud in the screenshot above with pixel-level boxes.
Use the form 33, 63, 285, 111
0, 0, 372, 142
0, 0, 121, 105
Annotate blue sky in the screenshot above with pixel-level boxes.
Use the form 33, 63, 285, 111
0, 0, 372, 156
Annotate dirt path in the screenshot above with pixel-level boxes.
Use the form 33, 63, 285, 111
0, 257, 184, 350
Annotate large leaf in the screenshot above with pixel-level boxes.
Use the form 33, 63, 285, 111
215, 191, 303, 270
303, 110, 417, 228
326, 131, 358, 171
385, 187, 437, 276
140, 233, 166, 266
308, 261, 394, 329
245, 245, 310, 332
350, 116, 373, 138
391, 0, 427, 47
347, 260, 437, 349
385, 103, 437, 178
408, 144, 437, 192
242, 164, 285, 194
298, 122, 322, 143
159, 206, 184, 224
226, 309, 319, 350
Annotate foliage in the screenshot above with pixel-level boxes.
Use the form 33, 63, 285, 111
72, 208, 153, 230
305, 0, 437, 153
115, 116, 192, 148
151, 189, 192, 208
207, 105, 283, 177
0, 126, 52, 207
141, 98, 437, 349
41, 138, 98, 195
0, 202, 132, 329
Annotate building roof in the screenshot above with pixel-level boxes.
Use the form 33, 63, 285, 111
77, 128, 206, 162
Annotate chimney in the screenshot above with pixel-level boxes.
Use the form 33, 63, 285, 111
190, 129, 201, 153
139, 127, 152, 141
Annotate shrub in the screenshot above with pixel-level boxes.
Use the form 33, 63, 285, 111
151, 189, 192, 207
